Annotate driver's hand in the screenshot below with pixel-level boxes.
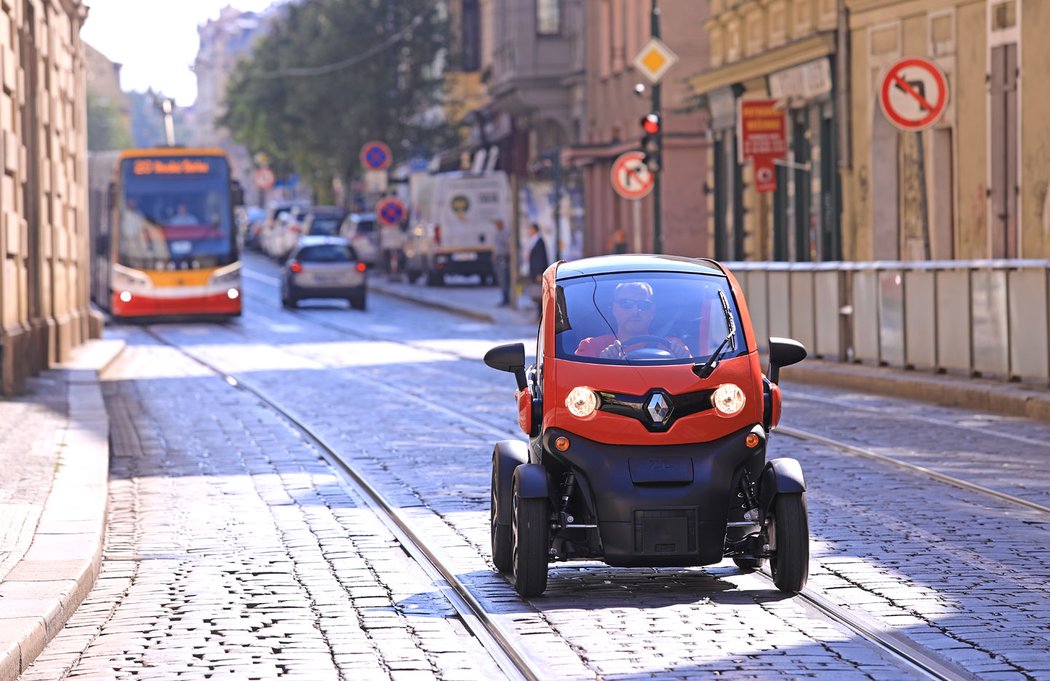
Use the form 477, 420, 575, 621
599, 341, 624, 359
670, 338, 691, 358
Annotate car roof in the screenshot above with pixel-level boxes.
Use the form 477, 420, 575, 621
347, 212, 375, 220
555, 254, 726, 280
295, 235, 353, 248
308, 206, 345, 216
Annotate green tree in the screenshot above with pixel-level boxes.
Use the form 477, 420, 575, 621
220, 0, 455, 203
86, 91, 132, 151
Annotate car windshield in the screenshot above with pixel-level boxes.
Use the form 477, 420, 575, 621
309, 217, 342, 235
554, 271, 747, 366
298, 244, 355, 263
353, 219, 375, 234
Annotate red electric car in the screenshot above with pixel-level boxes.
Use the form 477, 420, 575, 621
484, 255, 808, 597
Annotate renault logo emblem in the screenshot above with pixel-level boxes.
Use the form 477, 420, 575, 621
646, 392, 671, 423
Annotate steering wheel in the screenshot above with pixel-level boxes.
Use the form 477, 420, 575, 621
620, 335, 674, 350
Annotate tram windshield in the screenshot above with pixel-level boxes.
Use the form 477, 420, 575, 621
554, 271, 747, 366
118, 156, 234, 270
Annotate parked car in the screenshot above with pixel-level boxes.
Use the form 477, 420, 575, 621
280, 236, 367, 310
483, 254, 809, 597
302, 206, 346, 237
339, 212, 379, 265
241, 206, 267, 250
259, 201, 307, 258
266, 205, 308, 261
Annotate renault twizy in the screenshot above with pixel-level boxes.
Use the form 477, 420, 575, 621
484, 255, 808, 597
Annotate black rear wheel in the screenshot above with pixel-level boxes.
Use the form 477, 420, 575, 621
770, 492, 809, 593
349, 289, 367, 311
511, 481, 549, 597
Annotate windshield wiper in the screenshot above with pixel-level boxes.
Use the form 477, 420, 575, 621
693, 290, 737, 379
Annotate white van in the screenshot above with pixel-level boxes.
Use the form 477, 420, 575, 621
403, 171, 511, 286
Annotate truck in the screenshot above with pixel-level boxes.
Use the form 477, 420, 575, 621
403, 170, 511, 286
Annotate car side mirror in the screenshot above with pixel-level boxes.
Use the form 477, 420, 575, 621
767, 336, 807, 384
484, 342, 527, 391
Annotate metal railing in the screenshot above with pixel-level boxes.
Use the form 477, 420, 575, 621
725, 260, 1050, 386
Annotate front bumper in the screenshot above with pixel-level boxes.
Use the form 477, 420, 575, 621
544, 425, 764, 567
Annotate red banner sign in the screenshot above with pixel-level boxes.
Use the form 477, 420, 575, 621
738, 100, 786, 193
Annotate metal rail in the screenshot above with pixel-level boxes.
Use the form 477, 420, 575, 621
778, 425, 1050, 516
143, 328, 545, 681
218, 282, 1016, 678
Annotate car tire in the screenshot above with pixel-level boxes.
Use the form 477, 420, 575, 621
732, 556, 766, 571
770, 492, 809, 594
491, 464, 512, 574
349, 289, 367, 311
426, 270, 445, 287
511, 480, 549, 597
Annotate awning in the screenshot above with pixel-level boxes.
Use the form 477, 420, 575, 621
687, 33, 836, 98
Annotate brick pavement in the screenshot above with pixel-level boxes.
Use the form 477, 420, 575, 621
0, 339, 123, 681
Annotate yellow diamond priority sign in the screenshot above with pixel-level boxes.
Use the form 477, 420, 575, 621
633, 37, 678, 84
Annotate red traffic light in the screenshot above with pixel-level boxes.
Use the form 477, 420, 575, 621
641, 113, 661, 135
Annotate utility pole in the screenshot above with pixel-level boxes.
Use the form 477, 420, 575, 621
650, 0, 663, 254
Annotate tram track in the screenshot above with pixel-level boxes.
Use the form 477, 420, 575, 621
140, 325, 546, 681
133, 284, 1003, 680
246, 278, 1050, 522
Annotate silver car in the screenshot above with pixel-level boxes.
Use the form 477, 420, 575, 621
281, 236, 367, 310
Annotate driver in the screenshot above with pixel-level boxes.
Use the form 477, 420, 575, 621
575, 281, 690, 359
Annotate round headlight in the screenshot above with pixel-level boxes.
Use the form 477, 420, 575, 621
711, 383, 746, 416
565, 386, 599, 418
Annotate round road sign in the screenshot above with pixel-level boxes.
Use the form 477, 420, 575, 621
253, 167, 275, 191
880, 57, 948, 131
375, 196, 406, 227
610, 151, 654, 200
360, 141, 393, 171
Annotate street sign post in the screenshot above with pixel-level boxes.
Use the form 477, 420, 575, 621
611, 151, 654, 200
632, 37, 678, 84
738, 99, 787, 194
360, 141, 393, 171
375, 196, 406, 227
253, 167, 275, 191
879, 57, 948, 131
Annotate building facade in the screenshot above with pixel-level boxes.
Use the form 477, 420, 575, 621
689, 0, 843, 263
844, 0, 1050, 261
570, 0, 711, 258
1, 0, 96, 395
193, 7, 274, 204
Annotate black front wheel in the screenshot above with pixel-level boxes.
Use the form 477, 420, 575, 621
511, 482, 549, 597
770, 492, 809, 593
490, 464, 512, 573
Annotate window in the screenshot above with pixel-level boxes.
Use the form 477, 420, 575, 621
536, 0, 560, 35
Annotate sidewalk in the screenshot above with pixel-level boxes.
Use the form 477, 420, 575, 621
370, 274, 1050, 423
0, 339, 123, 681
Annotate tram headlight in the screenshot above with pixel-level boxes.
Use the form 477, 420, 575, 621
565, 386, 599, 418
711, 383, 746, 417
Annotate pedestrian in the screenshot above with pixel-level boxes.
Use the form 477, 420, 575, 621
610, 226, 628, 254
527, 222, 548, 319
493, 219, 511, 306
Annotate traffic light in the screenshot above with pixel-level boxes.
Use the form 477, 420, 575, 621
640, 113, 662, 173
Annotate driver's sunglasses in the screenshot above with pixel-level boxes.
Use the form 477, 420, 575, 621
614, 298, 654, 311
